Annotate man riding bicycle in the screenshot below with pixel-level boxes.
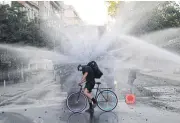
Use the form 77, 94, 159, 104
66, 63, 118, 113
77, 64, 97, 112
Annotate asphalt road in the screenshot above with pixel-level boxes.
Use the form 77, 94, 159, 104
1, 70, 180, 123
0, 100, 180, 123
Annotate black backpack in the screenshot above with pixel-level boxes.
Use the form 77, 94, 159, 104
87, 61, 103, 79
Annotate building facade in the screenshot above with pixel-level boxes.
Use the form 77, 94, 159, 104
59, 2, 82, 26
62, 6, 81, 26
15, 1, 63, 23
1, 1, 81, 26
39, 1, 62, 20
0, 1, 11, 6
17, 1, 39, 21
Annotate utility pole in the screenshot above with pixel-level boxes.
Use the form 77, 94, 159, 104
53, 39, 55, 52
21, 62, 24, 81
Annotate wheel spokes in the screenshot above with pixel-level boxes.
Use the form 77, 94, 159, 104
67, 92, 87, 112
97, 90, 118, 111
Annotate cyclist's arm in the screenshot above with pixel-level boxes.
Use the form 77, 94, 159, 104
80, 72, 88, 84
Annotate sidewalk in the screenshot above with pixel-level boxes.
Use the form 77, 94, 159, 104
139, 71, 180, 86
0, 82, 33, 95
0, 71, 55, 100
133, 71, 180, 112
0, 81, 35, 105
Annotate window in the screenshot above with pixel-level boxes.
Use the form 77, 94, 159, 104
27, 8, 30, 20
35, 11, 38, 18
32, 10, 34, 19
22, 7, 25, 11
33, 1, 38, 5
19, 7, 22, 11
45, 7, 47, 16
48, 9, 50, 16
29, 9, 32, 19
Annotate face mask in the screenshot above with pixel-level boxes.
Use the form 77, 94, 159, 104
79, 66, 83, 71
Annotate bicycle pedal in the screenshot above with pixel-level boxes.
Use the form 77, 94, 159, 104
85, 108, 94, 113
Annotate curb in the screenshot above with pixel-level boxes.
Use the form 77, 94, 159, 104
138, 72, 180, 86
134, 86, 161, 97
0, 89, 32, 107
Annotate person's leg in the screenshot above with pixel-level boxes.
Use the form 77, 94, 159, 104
84, 83, 97, 104
89, 82, 97, 105
84, 88, 93, 112
84, 88, 93, 99
88, 98, 93, 108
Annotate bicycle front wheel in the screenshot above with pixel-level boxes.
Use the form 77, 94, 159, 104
66, 92, 87, 113
97, 90, 118, 112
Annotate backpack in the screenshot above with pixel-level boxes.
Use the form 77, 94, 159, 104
87, 61, 103, 79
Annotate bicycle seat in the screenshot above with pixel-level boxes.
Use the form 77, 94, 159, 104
95, 82, 101, 85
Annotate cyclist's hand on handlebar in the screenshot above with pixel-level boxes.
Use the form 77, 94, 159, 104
78, 83, 82, 86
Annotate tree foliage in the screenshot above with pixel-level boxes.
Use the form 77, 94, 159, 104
107, 1, 180, 34
107, 1, 120, 17
145, 1, 180, 33
0, 2, 50, 82
0, 2, 48, 48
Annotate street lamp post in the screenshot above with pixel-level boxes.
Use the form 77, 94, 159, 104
53, 39, 55, 52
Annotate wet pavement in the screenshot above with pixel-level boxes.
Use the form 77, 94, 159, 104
1, 70, 180, 123
1, 92, 180, 123
0, 101, 180, 123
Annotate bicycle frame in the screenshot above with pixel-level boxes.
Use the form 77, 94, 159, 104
76, 85, 83, 102
66, 84, 117, 112
78, 84, 112, 102
94, 84, 112, 102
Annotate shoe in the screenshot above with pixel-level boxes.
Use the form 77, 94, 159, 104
92, 99, 97, 108
85, 108, 94, 113
92, 98, 97, 104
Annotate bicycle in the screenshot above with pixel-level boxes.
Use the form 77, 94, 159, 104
66, 82, 118, 113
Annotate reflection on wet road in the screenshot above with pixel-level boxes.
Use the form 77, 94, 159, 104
0, 112, 34, 123
0, 69, 180, 123
69, 111, 119, 123
0, 101, 180, 123
67, 111, 118, 123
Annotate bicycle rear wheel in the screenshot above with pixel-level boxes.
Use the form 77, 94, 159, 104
97, 90, 118, 112
66, 92, 87, 113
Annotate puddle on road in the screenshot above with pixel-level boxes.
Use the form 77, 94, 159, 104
60, 111, 119, 123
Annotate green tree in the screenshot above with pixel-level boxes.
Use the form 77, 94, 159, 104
0, 2, 50, 82
107, 1, 120, 17
145, 2, 180, 32
127, 1, 180, 35
0, 2, 48, 48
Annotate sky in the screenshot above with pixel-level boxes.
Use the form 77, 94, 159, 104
64, 0, 108, 26
64, 0, 180, 26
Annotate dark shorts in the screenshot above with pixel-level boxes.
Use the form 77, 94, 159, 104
84, 82, 95, 92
